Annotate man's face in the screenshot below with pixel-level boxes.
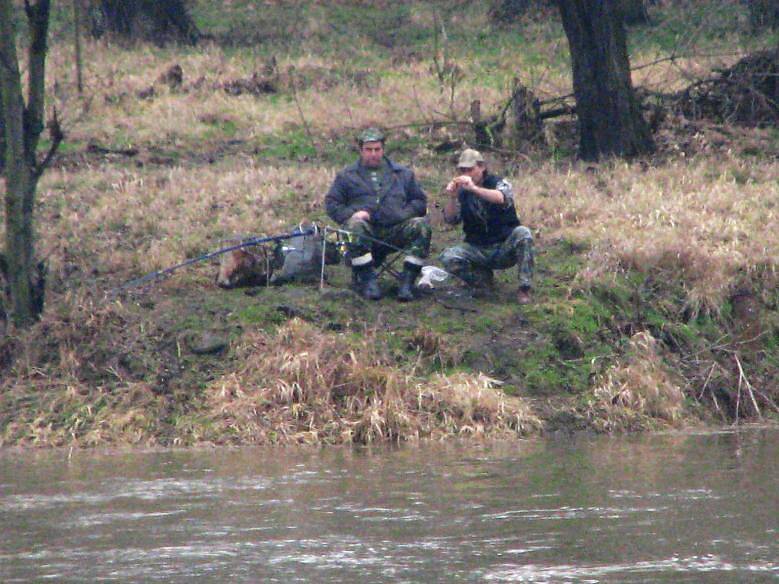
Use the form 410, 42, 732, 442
458, 164, 485, 185
360, 141, 384, 168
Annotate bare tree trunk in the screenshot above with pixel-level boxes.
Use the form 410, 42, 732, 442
0, 0, 59, 327
74, 0, 84, 93
0, 85, 5, 175
556, 0, 654, 160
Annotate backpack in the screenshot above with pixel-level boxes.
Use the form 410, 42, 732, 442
270, 223, 340, 285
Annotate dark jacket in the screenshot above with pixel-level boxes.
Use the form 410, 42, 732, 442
325, 157, 427, 226
458, 173, 520, 246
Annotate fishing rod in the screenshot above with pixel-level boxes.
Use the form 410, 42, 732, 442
116, 223, 441, 295
114, 227, 316, 293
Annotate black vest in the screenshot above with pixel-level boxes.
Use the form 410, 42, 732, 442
459, 173, 520, 246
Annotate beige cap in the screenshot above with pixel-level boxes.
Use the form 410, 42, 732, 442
457, 148, 485, 169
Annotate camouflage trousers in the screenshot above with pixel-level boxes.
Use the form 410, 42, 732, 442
345, 216, 432, 267
440, 226, 534, 289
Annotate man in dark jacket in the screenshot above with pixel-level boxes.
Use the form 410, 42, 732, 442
326, 128, 431, 301
440, 149, 534, 304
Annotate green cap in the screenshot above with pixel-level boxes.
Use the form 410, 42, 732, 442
358, 127, 385, 144
457, 148, 485, 169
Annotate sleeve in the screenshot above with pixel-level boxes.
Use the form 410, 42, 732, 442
404, 171, 428, 218
495, 178, 514, 209
443, 189, 463, 225
325, 173, 357, 225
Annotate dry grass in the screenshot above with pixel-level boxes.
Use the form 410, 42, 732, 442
0, 295, 170, 447
586, 332, 686, 432
35, 160, 334, 285
0, 380, 167, 448
200, 319, 541, 445
518, 151, 779, 314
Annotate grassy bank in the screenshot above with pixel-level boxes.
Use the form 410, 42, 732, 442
1, 1, 778, 447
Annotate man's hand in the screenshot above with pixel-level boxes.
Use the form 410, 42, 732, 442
446, 175, 475, 195
453, 175, 476, 191
351, 210, 371, 221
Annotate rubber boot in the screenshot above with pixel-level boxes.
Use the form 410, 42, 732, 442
397, 262, 422, 302
469, 268, 495, 299
352, 264, 382, 300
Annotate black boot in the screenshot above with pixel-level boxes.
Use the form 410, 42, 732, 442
352, 264, 382, 300
397, 262, 422, 302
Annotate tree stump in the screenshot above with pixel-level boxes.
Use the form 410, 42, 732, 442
511, 79, 545, 147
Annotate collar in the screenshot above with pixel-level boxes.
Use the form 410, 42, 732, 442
346, 156, 400, 173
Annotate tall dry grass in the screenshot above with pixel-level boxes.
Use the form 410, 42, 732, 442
0, 297, 170, 447
201, 319, 541, 445
586, 331, 686, 432
516, 151, 779, 314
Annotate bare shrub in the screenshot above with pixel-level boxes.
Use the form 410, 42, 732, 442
677, 48, 779, 126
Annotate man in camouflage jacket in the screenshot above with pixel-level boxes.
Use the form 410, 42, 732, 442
440, 149, 534, 304
326, 128, 431, 301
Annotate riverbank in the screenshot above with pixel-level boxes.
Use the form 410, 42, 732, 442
1, 1, 778, 447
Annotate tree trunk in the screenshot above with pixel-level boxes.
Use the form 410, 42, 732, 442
556, 0, 654, 161
90, 0, 199, 45
511, 79, 545, 147
73, 0, 84, 93
0, 0, 55, 327
749, 0, 779, 30
0, 85, 5, 175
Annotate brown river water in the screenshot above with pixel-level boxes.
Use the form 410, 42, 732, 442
1, 428, 778, 582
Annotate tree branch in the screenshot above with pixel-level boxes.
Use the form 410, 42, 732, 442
540, 105, 577, 119
35, 106, 63, 178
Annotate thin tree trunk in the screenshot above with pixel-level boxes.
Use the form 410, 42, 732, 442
74, 0, 84, 93
0, 84, 5, 174
0, 0, 54, 326
557, 0, 654, 160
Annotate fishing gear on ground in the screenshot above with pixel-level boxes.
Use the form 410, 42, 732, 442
115, 224, 336, 293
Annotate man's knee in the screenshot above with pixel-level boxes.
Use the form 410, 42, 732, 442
440, 247, 467, 272
406, 217, 432, 240
511, 226, 533, 243
345, 217, 372, 232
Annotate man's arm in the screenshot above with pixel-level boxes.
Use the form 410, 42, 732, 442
404, 171, 427, 217
442, 179, 462, 225
325, 173, 363, 224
